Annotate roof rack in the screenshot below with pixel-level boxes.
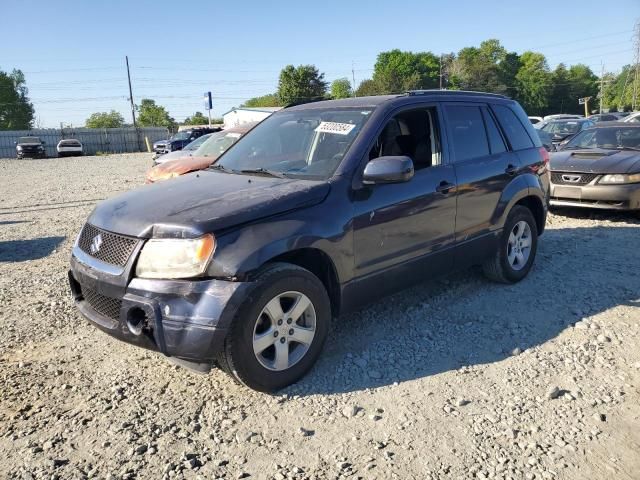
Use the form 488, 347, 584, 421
405, 89, 508, 99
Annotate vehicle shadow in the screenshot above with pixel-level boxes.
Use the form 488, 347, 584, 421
550, 206, 639, 224
291, 224, 640, 396
0, 236, 65, 262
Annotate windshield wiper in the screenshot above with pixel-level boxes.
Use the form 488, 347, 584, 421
615, 146, 640, 152
239, 168, 288, 178
208, 164, 235, 174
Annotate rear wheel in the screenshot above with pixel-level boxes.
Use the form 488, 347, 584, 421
217, 263, 330, 392
483, 205, 538, 283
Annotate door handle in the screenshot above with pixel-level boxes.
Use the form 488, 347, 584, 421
505, 164, 518, 175
436, 181, 455, 194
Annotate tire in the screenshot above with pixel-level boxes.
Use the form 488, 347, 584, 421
482, 205, 538, 284
217, 262, 331, 392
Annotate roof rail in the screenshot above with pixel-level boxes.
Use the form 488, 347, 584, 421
405, 89, 508, 99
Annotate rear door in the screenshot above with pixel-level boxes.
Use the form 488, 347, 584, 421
443, 103, 520, 246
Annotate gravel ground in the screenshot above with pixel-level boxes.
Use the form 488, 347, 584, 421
0, 153, 639, 480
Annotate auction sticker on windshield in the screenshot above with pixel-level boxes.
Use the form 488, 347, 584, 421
315, 121, 356, 135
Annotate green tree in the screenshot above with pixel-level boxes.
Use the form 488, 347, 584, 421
567, 65, 598, 114
548, 64, 572, 113
514, 51, 550, 116
137, 99, 175, 128
453, 40, 509, 94
85, 110, 125, 128
0, 68, 34, 130
372, 49, 439, 92
355, 79, 383, 97
330, 78, 352, 99
182, 111, 209, 125
277, 65, 327, 105
241, 93, 282, 108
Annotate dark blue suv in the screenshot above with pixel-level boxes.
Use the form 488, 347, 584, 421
69, 91, 550, 391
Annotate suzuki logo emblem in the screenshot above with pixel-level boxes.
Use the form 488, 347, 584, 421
562, 174, 582, 183
90, 234, 103, 254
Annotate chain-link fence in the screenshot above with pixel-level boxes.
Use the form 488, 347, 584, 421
0, 127, 169, 158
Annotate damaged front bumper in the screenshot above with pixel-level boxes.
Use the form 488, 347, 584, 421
69, 250, 250, 371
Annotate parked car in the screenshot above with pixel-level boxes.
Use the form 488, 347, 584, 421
528, 116, 543, 126
154, 127, 220, 158
146, 123, 256, 183
152, 139, 168, 157
152, 133, 214, 166
623, 112, 640, 123
536, 129, 555, 152
68, 91, 550, 391
543, 114, 583, 121
16, 136, 46, 159
588, 113, 619, 123
57, 139, 83, 157
549, 123, 640, 211
540, 118, 595, 149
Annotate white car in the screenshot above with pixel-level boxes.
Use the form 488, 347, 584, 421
622, 112, 640, 123
57, 139, 83, 157
528, 116, 543, 126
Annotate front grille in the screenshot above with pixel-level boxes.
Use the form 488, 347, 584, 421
551, 172, 599, 185
81, 286, 122, 321
78, 223, 138, 267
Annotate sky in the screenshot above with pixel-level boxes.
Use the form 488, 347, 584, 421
1, 0, 638, 128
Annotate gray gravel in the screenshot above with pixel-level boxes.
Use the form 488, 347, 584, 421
1, 153, 639, 479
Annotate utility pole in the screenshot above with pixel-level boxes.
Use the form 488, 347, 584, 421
125, 56, 137, 128
599, 63, 605, 114
633, 20, 640, 111
351, 61, 356, 97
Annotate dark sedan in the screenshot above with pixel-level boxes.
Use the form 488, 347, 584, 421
541, 118, 595, 149
549, 123, 640, 211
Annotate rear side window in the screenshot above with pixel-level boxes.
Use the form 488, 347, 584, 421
481, 107, 507, 154
445, 105, 489, 162
492, 104, 535, 150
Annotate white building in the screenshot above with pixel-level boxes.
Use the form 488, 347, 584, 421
222, 107, 282, 128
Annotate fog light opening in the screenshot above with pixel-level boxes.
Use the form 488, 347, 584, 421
127, 307, 147, 336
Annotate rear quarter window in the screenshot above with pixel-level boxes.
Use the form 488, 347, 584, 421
492, 104, 536, 151
444, 105, 490, 162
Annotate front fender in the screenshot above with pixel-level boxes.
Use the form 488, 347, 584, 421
492, 173, 545, 230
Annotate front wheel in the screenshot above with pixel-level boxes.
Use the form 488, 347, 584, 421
483, 205, 538, 283
217, 263, 331, 392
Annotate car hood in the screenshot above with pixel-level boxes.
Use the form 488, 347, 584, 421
155, 150, 192, 164
550, 149, 640, 174
146, 156, 211, 183
88, 171, 331, 238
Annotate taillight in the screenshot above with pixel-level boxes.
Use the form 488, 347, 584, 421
538, 146, 549, 165
530, 147, 550, 173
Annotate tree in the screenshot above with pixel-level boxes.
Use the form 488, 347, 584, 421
137, 99, 175, 128
514, 51, 550, 116
241, 93, 282, 108
0, 68, 34, 130
355, 79, 383, 97
277, 65, 327, 105
372, 49, 440, 92
453, 40, 509, 94
182, 111, 209, 125
567, 65, 598, 114
330, 78, 352, 99
548, 64, 572, 113
85, 110, 125, 128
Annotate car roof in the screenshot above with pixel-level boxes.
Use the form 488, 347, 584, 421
547, 118, 590, 123
586, 121, 640, 128
285, 90, 510, 111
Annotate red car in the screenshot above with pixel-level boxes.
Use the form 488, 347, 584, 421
146, 122, 256, 183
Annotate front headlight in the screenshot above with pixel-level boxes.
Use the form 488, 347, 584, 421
135, 234, 215, 279
599, 173, 640, 185
16, 145, 23, 150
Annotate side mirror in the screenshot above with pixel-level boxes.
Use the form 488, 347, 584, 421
363, 156, 414, 185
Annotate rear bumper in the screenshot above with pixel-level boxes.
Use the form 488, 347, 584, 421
550, 182, 640, 210
69, 253, 250, 366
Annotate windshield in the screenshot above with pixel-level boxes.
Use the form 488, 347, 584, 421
542, 121, 582, 135
184, 133, 211, 150
171, 131, 193, 141
564, 126, 640, 150
195, 130, 244, 159
214, 108, 372, 179
18, 137, 41, 144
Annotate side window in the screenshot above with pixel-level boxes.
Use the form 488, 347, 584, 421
492, 105, 534, 150
368, 107, 441, 170
481, 107, 507, 154
444, 105, 490, 162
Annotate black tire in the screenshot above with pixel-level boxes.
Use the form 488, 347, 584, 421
217, 262, 331, 392
482, 205, 538, 284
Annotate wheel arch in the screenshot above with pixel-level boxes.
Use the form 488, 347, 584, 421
494, 174, 547, 234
